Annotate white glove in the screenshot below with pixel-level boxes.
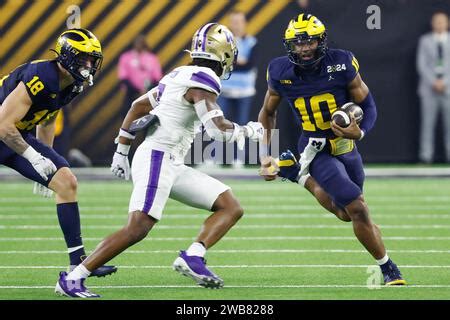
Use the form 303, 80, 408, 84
111, 143, 131, 180
243, 121, 264, 142
33, 182, 54, 198
22, 146, 57, 181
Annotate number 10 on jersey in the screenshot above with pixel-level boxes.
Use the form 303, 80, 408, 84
294, 92, 337, 131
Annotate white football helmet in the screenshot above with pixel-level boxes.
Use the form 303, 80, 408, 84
188, 23, 238, 79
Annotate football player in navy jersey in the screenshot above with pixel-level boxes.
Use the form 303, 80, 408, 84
0, 29, 116, 277
258, 14, 406, 285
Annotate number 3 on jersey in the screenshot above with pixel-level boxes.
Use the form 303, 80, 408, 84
294, 93, 337, 131
26, 76, 45, 95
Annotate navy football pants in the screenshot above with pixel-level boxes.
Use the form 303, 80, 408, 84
298, 136, 365, 209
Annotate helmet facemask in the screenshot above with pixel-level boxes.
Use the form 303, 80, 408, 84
283, 32, 327, 69
53, 28, 103, 86
283, 14, 328, 70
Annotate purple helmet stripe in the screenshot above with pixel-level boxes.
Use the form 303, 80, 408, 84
194, 23, 212, 52
201, 23, 216, 51
142, 150, 164, 214
191, 71, 220, 93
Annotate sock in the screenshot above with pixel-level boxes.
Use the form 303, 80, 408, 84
57, 202, 86, 265
66, 264, 91, 280
186, 242, 206, 257
376, 254, 389, 266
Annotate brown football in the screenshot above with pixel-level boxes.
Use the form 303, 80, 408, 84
331, 102, 364, 128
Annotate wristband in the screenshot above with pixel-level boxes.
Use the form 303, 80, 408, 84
119, 128, 136, 140
116, 143, 131, 155
22, 146, 39, 161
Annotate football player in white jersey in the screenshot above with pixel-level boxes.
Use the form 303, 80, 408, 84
55, 23, 264, 298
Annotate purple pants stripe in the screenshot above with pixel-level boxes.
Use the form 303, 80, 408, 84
142, 150, 164, 214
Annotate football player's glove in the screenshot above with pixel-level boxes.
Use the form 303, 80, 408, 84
33, 182, 54, 198
22, 146, 57, 181
243, 121, 264, 142
111, 144, 131, 180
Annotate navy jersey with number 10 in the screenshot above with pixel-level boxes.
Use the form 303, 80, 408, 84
267, 48, 360, 138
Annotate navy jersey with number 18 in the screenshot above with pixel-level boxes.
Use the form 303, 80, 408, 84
0, 59, 80, 132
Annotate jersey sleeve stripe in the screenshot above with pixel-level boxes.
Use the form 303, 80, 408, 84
351, 56, 359, 72
190, 71, 220, 93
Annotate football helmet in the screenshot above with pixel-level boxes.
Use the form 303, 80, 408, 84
283, 13, 327, 68
53, 28, 103, 85
188, 23, 238, 80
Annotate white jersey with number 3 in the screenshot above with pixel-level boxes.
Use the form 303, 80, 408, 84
145, 65, 222, 161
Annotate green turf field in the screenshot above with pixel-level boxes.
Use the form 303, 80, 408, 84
0, 178, 449, 300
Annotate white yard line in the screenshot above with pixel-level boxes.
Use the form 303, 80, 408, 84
0, 264, 449, 269
1, 214, 450, 220
3, 196, 450, 202
0, 249, 448, 254
0, 236, 450, 241
1, 205, 450, 211
0, 224, 449, 230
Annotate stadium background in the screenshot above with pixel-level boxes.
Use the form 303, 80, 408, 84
1, 0, 450, 164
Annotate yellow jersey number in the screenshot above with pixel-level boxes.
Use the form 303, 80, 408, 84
294, 93, 337, 131
26, 76, 45, 95
16, 110, 59, 131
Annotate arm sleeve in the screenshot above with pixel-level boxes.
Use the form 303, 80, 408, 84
359, 91, 377, 135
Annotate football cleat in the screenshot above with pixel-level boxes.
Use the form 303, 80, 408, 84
55, 271, 100, 298
69, 255, 117, 278
277, 150, 301, 183
173, 250, 224, 289
380, 259, 407, 286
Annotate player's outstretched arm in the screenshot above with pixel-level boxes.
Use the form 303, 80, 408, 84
0, 82, 56, 181
257, 87, 282, 180
186, 88, 263, 149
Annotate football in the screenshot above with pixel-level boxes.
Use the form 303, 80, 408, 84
331, 102, 364, 128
